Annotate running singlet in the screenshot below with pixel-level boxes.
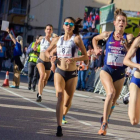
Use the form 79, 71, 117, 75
104, 32, 127, 69
136, 48, 140, 64
40, 37, 52, 52
56, 34, 79, 58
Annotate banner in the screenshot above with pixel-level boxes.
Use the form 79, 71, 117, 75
125, 17, 140, 37
100, 3, 115, 25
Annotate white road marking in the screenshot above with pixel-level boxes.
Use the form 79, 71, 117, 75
0, 87, 55, 112
0, 86, 125, 140
20, 85, 90, 98
95, 96, 106, 99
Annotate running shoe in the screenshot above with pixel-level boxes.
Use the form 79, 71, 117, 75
28, 84, 31, 90
32, 88, 35, 92
123, 92, 130, 105
36, 96, 42, 102
98, 122, 108, 136
56, 126, 63, 137
62, 115, 67, 124
37, 93, 39, 98
10, 85, 19, 89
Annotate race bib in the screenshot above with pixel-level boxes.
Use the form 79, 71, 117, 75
107, 53, 125, 66
40, 39, 50, 52
57, 45, 72, 58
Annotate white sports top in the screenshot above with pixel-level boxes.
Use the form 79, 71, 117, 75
40, 37, 52, 52
56, 34, 78, 58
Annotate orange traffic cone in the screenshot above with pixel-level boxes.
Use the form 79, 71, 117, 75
2, 71, 9, 87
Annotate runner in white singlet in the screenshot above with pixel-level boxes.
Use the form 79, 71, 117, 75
45, 17, 88, 137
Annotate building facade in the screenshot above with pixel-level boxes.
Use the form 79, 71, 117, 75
0, 0, 140, 46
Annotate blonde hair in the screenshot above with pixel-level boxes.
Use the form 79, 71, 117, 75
114, 8, 127, 21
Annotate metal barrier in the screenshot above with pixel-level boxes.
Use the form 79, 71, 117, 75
93, 71, 131, 99
119, 76, 131, 99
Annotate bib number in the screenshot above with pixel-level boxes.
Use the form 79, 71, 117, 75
57, 46, 72, 58
107, 53, 124, 66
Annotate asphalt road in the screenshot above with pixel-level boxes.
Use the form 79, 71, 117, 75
0, 71, 139, 140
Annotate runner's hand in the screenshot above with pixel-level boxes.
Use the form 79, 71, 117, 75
50, 56, 57, 62
94, 47, 102, 56
51, 63, 56, 73
65, 58, 75, 64
116, 34, 127, 50
33, 46, 37, 51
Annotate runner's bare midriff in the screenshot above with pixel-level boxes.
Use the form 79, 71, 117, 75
39, 52, 50, 62
57, 58, 77, 71
134, 69, 140, 78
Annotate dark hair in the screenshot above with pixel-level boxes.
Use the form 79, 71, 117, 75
45, 24, 53, 30
36, 35, 42, 40
64, 17, 83, 35
114, 8, 127, 21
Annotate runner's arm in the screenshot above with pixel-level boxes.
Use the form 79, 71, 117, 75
92, 31, 111, 55
123, 36, 140, 69
74, 35, 88, 63
45, 37, 59, 59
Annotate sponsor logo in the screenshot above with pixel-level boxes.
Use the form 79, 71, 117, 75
72, 72, 77, 75
109, 42, 115, 44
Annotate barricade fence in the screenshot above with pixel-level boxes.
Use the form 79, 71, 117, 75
92, 68, 130, 99
1, 58, 131, 99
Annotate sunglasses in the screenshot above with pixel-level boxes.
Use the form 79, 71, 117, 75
64, 22, 74, 27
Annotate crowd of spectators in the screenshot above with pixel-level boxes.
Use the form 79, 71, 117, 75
0, 25, 106, 92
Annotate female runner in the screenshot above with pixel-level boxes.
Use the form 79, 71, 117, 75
92, 9, 133, 136
36, 24, 53, 102
123, 36, 140, 125
45, 17, 88, 136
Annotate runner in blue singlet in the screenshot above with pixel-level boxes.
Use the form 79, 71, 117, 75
92, 9, 134, 136
123, 35, 140, 126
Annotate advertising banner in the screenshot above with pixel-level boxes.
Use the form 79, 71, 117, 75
100, 3, 115, 25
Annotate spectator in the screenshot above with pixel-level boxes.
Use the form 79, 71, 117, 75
26, 35, 40, 91
0, 42, 6, 71
86, 48, 97, 91
77, 49, 89, 91
6, 28, 23, 88
81, 29, 91, 50
21, 46, 28, 75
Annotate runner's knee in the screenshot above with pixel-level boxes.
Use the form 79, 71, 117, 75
107, 87, 116, 99
39, 73, 45, 81
64, 101, 71, 108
